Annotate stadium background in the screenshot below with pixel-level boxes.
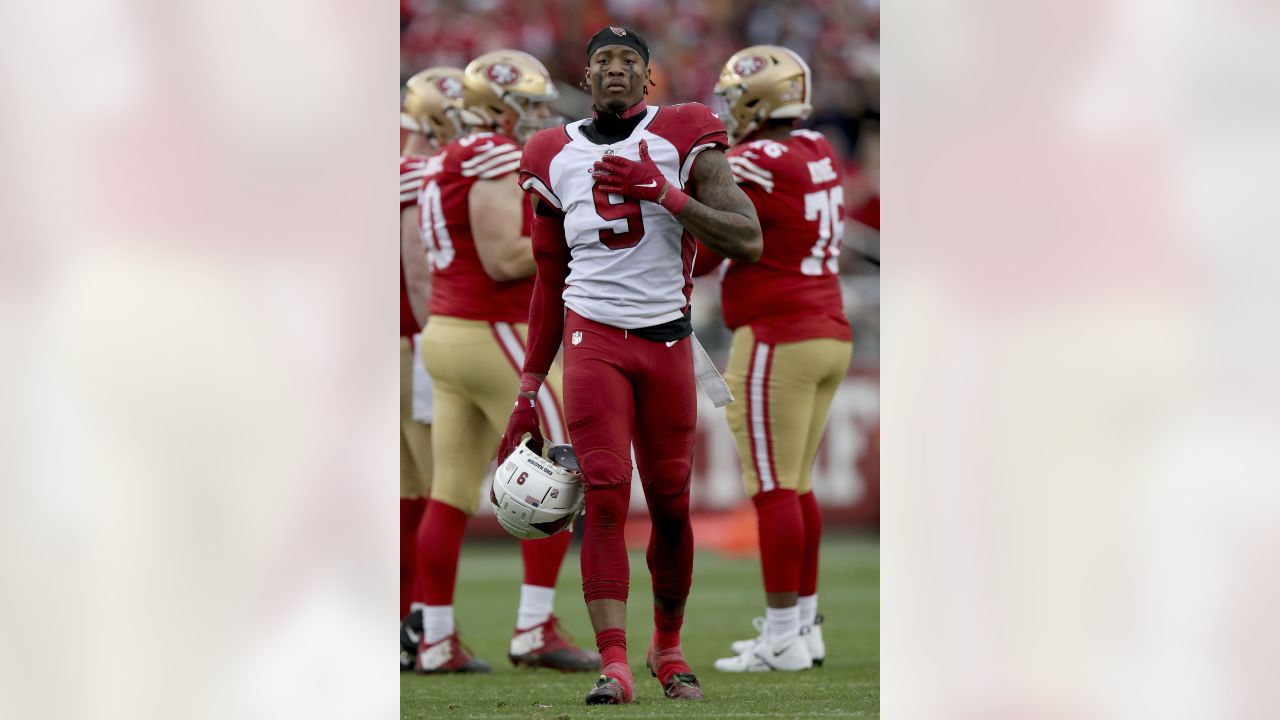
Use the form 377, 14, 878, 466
401, 0, 880, 538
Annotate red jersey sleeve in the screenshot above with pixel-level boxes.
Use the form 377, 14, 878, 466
518, 126, 572, 211
522, 209, 570, 376
400, 155, 426, 210
453, 134, 522, 181
647, 103, 730, 187
726, 142, 782, 195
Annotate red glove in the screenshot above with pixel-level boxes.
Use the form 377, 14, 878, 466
592, 139, 690, 215
496, 395, 543, 463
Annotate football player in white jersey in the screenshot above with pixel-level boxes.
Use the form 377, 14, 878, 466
496, 26, 763, 705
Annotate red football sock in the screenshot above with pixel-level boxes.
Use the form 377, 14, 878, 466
753, 489, 804, 594
595, 627, 634, 698
417, 499, 468, 606
652, 606, 684, 651
520, 529, 571, 587
581, 484, 631, 602
400, 497, 427, 617
798, 490, 823, 596
650, 607, 692, 685
596, 627, 628, 668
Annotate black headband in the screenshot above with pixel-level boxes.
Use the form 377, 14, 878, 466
586, 26, 649, 65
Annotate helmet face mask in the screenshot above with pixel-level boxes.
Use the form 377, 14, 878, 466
490, 435, 585, 540
712, 84, 749, 141
508, 97, 564, 143
714, 45, 813, 145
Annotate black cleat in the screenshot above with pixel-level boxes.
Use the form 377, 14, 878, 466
660, 672, 704, 700
584, 675, 632, 705
400, 609, 422, 672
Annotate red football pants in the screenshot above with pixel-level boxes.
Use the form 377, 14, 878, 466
563, 310, 696, 604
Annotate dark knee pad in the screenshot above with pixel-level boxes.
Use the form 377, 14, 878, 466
579, 447, 633, 489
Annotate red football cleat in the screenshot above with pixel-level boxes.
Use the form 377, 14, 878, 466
584, 663, 635, 705
646, 643, 704, 700
508, 616, 601, 672
415, 633, 492, 674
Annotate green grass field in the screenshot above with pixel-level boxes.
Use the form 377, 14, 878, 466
401, 533, 879, 719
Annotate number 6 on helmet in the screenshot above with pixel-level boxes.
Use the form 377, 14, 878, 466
491, 434, 585, 539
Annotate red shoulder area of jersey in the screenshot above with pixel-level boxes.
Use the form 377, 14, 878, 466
726, 128, 841, 194
518, 125, 573, 210
647, 102, 729, 160
441, 132, 523, 181
400, 153, 428, 209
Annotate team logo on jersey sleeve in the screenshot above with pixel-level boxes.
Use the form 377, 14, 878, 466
486, 63, 522, 86
734, 56, 767, 77
436, 76, 464, 99
571, 331, 583, 346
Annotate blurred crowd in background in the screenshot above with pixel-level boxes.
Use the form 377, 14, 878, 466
401, 0, 880, 365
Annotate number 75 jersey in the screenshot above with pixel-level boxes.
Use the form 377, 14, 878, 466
721, 129, 851, 344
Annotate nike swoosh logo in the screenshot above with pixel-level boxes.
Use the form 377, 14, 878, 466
771, 644, 794, 657
665, 340, 676, 347
636, 180, 658, 188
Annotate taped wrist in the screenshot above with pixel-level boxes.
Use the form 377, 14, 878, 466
657, 183, 690, 216
519, 373, 543, 395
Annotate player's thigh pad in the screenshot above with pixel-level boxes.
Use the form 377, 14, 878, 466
562, 354, 635, 488
631, 334, 697, 496
400, 337, 432, 498
419, 317, 504, 515
794, 338, 852, 494
725, 328, 847, 496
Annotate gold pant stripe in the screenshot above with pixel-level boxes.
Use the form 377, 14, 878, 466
490, 321, 567, 444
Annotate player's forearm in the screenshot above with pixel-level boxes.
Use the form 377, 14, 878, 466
520, 209, 570, 387
407, 275, 431, 322
521, 274, 564, 382
673, 197, 762, 262
677, 148, 763, 262
478, 236, 536, 281
400, 209, 433, 322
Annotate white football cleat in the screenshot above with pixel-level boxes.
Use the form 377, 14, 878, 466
714, 631, 812, 672
806, 614, 826, 667
729, 616, 767, 656
730, 614, 825, 667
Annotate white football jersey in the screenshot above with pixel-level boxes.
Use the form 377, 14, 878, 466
519, 103, 728, 329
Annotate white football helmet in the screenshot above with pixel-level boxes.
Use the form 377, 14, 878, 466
491, 435, 584, 540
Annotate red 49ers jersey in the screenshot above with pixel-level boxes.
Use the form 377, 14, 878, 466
400, 154, 428, 337
519, 104, 727, 329
418, 132, 534, 323
722, 129, 851, 344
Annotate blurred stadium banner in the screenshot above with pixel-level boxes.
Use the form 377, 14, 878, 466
465, 364, 879, 542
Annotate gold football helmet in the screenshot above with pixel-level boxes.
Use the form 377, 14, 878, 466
462, 50, 560, 142
713, 46, 813, 144
401, 67, 480, 146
